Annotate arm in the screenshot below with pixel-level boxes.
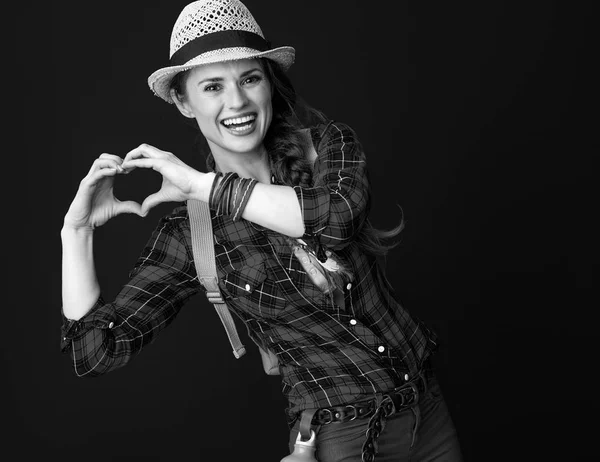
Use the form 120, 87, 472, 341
120, 121, 368, 243
290, 121, 370, 249
61, 226, 101, 320
119, 146, 305, 237
61, 153, 143, 320
230, 122, 369, 242
61, 209, 201, 377
61, 154, 201, 377
240, 184, 304, 237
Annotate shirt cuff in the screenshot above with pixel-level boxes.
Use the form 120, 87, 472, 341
60, 296, 117, 352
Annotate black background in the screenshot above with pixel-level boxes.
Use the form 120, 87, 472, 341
13, 0, 596, 460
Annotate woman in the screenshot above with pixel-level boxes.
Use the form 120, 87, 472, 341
60, 1, 463, 460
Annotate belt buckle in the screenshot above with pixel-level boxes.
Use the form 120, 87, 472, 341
403, 381, 419, 406
393, 380, 420, 408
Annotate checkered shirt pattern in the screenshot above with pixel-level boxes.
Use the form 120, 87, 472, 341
60, 121, 438, 421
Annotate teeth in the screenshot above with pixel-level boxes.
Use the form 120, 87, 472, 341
223, 115, 255, 126
229, 124, 252, 131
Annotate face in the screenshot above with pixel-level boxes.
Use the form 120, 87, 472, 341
175, 59, 272, 159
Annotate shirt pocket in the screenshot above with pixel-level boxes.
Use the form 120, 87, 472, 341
221, 260, 289, 319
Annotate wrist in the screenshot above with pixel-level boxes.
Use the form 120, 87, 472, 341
61, 223, 94, 239
190, 171, 217, 203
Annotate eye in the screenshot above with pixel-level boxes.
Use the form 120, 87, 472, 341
242, 74, 262, 85
203, 83, 222, 92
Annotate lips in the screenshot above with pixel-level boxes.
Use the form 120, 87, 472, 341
221, 113, 257, 129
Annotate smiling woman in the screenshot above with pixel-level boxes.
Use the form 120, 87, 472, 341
58, 1, 463, 461
166, 61, 275, 178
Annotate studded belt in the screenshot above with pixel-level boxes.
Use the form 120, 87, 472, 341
309, 370, 428, 426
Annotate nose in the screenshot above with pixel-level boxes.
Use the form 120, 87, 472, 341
226, 84, 249, 109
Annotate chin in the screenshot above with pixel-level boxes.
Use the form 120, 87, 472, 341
225, 132, 265, 152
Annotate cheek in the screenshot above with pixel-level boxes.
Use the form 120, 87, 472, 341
185, 89, 216, 116
190, 101, 218, 127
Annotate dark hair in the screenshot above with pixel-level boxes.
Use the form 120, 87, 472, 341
169, 58, 403, 258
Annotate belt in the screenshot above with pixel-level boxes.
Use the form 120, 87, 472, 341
287, 361, 435, 462
310, 370, 428, 426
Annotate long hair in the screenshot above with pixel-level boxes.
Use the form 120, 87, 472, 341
169, 59, 404, 259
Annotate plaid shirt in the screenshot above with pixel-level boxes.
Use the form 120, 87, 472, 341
60, 121, 438, 421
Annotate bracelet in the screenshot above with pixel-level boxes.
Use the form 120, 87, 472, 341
208, 171, 258, 221
210, 172, 237, 215
208, 172, 223, 210
231, 177, 258, 221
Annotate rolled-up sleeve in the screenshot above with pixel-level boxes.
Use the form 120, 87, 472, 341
60, 296, 115, 352
59, 208, 201, 377
293, 122, 370, 250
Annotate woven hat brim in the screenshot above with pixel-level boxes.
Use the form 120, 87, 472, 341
148, 46, 295, 103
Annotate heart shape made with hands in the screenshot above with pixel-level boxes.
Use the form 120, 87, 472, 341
115, 143, 205, 217
113, 167, 165, 216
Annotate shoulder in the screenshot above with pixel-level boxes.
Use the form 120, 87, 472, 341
159, 203, 188, 221
150, 203, 189, 236
131, 204, 194, 275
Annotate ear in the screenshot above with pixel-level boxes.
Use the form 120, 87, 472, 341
170, 89, 195, 119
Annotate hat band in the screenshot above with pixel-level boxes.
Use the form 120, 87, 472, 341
170, 30, 271, 66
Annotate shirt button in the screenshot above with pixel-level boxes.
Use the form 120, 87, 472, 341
108, 322, 114, 328
309, 268, 317, 275
378, 346, 385, 353
350, 319, 357, 325
302, 257, 309, 264
346, 283, 352, 290
404, 373, 410, 381
245, 284, 251, 291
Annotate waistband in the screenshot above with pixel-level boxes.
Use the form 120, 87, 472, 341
287, 358, 435, 428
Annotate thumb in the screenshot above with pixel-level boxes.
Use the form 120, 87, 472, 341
140, 192, 165, 217
115, 200, 144, 217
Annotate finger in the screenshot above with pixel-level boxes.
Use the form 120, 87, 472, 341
123, 143, 166, 163
89, 158, 125, 175
140, 192, 167, 216
82, 165, 119, 188
115, 200, 144, 217
98, 153, 124, 164
121, 157, 162, 172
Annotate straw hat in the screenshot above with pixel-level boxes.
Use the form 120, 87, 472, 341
147, 0, 296, 103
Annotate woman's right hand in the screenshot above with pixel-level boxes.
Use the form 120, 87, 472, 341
63, 153, 144, 231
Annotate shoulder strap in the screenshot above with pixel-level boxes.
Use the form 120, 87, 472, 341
187, 199, 246, 359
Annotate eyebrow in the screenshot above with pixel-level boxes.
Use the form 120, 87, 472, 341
196, 68, 263, 86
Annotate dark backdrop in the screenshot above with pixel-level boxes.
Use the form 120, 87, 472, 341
13, 0, 595, 461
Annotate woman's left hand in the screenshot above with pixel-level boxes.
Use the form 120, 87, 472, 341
121, 143, 208, 215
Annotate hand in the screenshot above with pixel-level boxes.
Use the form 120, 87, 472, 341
63, 154, 143, 230
121, 143, 205, 216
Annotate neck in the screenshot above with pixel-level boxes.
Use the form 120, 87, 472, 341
212, 145, 272, 184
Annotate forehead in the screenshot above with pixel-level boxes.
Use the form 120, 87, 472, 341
187, 59, 264, 80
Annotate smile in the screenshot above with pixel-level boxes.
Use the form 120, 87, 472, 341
221, 114, 257, 132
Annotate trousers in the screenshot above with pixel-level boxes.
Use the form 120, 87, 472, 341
287, 375, 463, 462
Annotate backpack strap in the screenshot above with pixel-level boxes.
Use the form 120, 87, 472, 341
187, 199, 246, 359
